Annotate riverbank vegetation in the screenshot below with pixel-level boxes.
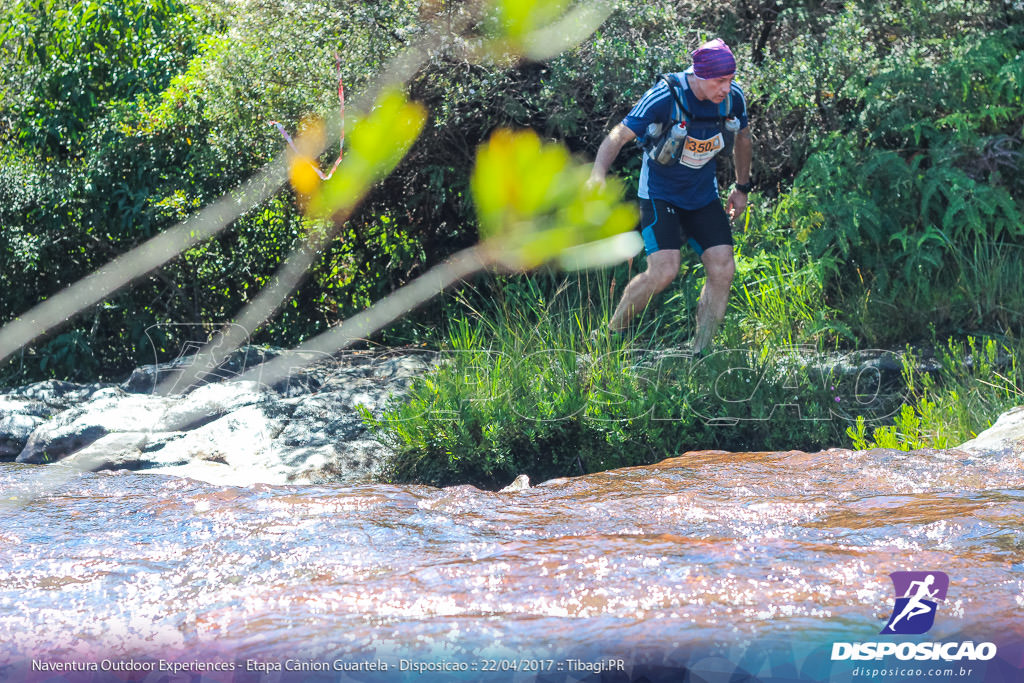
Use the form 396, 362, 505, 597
2, 0, 1022, 486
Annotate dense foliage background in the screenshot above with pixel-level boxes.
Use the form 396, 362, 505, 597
2, 0, 1022, 485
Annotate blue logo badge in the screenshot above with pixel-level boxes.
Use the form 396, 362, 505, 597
881, 571, 949, 635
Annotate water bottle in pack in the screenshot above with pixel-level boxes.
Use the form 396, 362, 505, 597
649, 122, 688, 165
643, 122, 664, 146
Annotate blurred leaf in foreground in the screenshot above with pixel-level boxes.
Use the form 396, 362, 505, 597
299, 89, 427, 218
472, 128, 641, 270
488, 0, 612, 60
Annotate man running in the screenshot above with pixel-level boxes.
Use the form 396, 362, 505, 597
886, 574, 939, 632
589, 38, 752, 353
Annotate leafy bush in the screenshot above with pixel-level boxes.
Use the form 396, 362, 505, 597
0, 0, 201, 156
0, 0, 427, 381
762, 24, 1024, 345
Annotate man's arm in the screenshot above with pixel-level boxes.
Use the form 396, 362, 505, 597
589, 123, 638, 186
726, 127, 752, 221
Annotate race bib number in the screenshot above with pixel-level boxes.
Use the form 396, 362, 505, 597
680, 132, 724, 169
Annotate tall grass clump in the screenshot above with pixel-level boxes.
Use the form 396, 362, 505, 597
365, 274, 675, 488
848, 336, 1024, 450
366, 272, 905, 489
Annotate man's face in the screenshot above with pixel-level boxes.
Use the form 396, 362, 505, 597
697, 74, 734, 103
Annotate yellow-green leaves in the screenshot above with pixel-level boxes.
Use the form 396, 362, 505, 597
497, 0, 572, 39
472, 128, 640, 270
487, 0, 613, 61
300, 89, 426, 218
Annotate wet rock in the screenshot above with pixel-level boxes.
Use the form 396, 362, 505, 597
276, 392, 369, 447
373, 355, 435, 386
16, 423, 109, 465
144, 404, 285, 471
0, 397, 52, 461
10, 348, 436, 485
122, 345, 281, 394
500, 474, 531, 492
0, 413, 46, 461
283, 439, 391, 484
62, 432, 152, 472
159, 381, 273, 431
957, 405, 1024, 456
5, 380, 111, 410
15, 389, 174, 464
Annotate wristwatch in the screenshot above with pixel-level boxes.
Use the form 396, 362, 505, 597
734, 181, 753, 194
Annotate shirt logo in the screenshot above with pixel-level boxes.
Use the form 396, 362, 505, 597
881, 571, 949, 635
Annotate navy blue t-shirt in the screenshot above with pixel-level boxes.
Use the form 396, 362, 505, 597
622, 68, 748, 210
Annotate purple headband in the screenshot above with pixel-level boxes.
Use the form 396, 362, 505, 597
692, 38, 736, 79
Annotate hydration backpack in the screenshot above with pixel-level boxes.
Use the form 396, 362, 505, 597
638, 73, 738, 164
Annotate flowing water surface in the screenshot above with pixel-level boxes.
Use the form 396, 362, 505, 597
1, 447, 1023, 680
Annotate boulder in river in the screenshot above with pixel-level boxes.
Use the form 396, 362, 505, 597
956, 405, 1024, 456
4, 346, 437, 485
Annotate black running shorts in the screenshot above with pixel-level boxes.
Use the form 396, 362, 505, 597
637, 197, 733, 256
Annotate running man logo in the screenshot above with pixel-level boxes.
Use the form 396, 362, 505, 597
881, 571, 950, 635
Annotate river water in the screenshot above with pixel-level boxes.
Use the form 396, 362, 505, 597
1, 446, 1022, 682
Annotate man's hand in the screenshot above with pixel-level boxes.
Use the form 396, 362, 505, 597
586, 171, 606, 191
727, 189, 748, 223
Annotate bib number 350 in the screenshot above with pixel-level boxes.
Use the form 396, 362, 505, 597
680, 133, 724, 169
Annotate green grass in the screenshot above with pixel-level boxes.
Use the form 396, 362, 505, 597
363, 266, 918, 489
849, 335, 1024, 450
363, 225, 1024, 487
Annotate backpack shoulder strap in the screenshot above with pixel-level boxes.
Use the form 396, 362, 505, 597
658, 73, 691, 123
671, 72, 732, 125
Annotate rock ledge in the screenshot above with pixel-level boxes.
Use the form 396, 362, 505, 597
2, 346, 436, 486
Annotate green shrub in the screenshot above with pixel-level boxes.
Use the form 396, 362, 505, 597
764, 25, 1024, 345
0, 0, 201, 156
0, 0, 428, 381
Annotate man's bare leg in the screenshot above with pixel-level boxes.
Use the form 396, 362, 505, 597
692, 244, 735, 353
609, 249, 681, 332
